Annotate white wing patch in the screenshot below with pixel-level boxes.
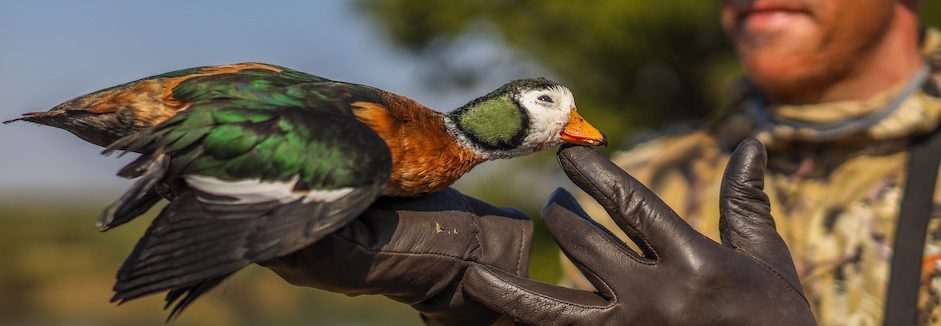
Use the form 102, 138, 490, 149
185, 175, 354, 205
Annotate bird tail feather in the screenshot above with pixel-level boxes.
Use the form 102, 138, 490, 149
2, 111, 61, 125
98, 153, 168, 231
164, 275, 231, 322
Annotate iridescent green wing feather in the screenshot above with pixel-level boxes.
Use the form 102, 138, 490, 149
97, 65, 393, 319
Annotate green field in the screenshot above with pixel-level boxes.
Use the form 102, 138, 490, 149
0, 188, 563, 325
0, 199, 423, 325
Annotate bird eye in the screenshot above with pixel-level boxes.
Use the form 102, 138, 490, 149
538, 95, 553, 103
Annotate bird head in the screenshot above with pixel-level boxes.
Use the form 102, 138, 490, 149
446, 78, 606, 160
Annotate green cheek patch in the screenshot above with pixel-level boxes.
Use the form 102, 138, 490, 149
458, 96, 522, 146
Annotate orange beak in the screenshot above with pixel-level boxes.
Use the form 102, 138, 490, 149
560, 109, 607, 147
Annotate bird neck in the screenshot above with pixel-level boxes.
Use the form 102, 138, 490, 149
352, 93, 486, 196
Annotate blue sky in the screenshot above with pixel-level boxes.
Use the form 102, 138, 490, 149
0, 0, 533, 197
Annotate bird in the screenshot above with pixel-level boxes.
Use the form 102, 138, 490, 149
4, 62, 606, 319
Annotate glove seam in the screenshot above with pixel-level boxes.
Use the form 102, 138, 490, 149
471, 212, 483, 262
458, 194, 485, 262
734, 248, 812, 308
481, 265, 617, 311
515, 222, 524, 276
331, 232, 476, 262
561, 154, 658, 265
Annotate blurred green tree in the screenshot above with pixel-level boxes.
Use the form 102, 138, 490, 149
357, 0, 736, 148
925, 1, 941, 28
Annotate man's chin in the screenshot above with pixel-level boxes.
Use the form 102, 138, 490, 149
741, 54, 823, 100
735, 29, 821, 84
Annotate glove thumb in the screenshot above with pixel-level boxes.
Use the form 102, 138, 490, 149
719, 138, 800, 287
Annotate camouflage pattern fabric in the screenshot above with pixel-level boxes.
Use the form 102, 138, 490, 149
562, 28, 941, 325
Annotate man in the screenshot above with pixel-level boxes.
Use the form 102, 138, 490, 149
264, 0, 941, 324
559, 0, 940, 324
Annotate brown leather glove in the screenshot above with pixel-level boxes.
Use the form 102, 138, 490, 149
463, 139, 815, 325
260, 188, 533, 325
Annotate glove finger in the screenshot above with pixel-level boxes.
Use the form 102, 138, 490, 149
463, 264, 613, 326
719, 139, 800, 285
557, 145, 704, 260
542, 188, 651, 286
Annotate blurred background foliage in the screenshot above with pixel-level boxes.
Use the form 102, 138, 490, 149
360, 0, 735, 149
3, 1, 941, 325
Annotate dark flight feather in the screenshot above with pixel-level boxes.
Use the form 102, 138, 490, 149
164, 274, 230, 322
111, 186, 384, 318
98, 153, 169, 231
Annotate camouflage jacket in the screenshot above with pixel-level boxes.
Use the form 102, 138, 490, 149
564, 28, 941, 325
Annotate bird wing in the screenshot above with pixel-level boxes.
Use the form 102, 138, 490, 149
97, 66, 393, 318
4, 62, 365, 147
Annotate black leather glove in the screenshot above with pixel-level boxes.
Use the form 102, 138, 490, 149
463, 139, 815, 325
260, 188, 533, 325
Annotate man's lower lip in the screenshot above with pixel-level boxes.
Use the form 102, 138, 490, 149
740, 10, 804, 33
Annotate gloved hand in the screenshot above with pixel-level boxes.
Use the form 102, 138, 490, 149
260, 188, 533, 325
463, 139, 815, 325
